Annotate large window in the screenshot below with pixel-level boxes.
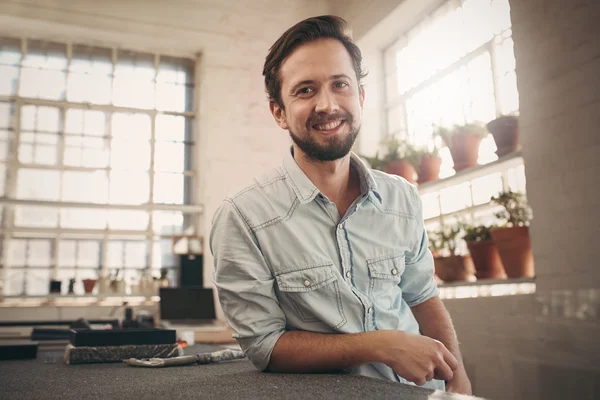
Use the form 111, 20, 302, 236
384, 0, 526, 246
385, 0, 518, 178
0, 37, 199, 296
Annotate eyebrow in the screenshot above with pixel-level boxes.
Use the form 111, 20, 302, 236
289, 74, 353, 94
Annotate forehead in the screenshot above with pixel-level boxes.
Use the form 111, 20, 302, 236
279, 38, 355, 90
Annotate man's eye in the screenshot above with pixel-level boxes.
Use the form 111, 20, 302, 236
298, 87, 314, 95
335, 81, 349, 89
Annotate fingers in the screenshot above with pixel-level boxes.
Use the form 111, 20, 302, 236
443, 348, 459, 372
425, 371, 434, 382
433, 361, 454, 381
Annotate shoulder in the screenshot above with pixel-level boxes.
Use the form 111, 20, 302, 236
370, 169, 421, 217
217, 166, 297, 230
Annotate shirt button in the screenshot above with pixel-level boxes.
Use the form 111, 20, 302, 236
345, 271, 351, 278
391, 268, 398, 275
304, 279, 311, 287
367, 307, 373, 314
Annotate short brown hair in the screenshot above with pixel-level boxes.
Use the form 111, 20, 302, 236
263, 15, 368, 108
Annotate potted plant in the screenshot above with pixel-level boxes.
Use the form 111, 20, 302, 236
380, 138, 419, 184
435, 123, 487, 171
415, 144, 442, 184
463, 225, 506, 280
83, 271, 98, 294
487, 114, 519, 157
429, 224, 475, 283
490, 190, 534, 278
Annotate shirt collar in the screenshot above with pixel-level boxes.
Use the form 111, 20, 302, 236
282, 147, 383, 204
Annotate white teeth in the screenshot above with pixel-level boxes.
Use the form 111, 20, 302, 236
314, 120, 343, 131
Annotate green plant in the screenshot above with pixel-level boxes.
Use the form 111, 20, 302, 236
429, 222, 467, 257
491, 190, 532, 227
362, 138, 420, 170
463, 225, 494, 242
362, 152, 387, 171
434, 122, 488, 142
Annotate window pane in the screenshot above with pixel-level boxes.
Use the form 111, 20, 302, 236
5, 269, 25, 295
8, 239, 27, 267
0, 39, 20, 96
28, 239, 52, 267
62, 170, 109, 203
113, 51, 155, 109
59, 240, 77, 267
106, 241, 124, 268
78, 241, 101, 268
440, 182, 472, 214
20, 41, 67, 100
125, 241, 147, 268
107, 210, 149, 230
154, 142, 186, 172
16, 169, 60, 200
109, 171, 149, 204
153, 173, 190, 204
152, 211, 196, 235
111, 113, 151, 171
152, 239, 177, 270
65, 109, 106, 136
155, 114, 186, 141
61, 208, 106, 229
471, 173, 503, 205
26, 268, 51, 296
0, 101, 15, 129
156, 56, 194, 112
68, 45, 112, 104
15, 206, 59, 228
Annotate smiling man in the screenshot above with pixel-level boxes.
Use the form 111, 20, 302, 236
210, 16, 472, 395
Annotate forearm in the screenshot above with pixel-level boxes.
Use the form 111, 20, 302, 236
267, 330, 384, 373
411, 297, 463, 364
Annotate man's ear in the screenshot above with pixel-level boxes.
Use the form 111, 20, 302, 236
269, 101, 289, 130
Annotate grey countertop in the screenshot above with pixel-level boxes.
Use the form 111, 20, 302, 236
0, 344, 483, 399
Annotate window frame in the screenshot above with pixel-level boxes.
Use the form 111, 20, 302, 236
0, 37, 202, 297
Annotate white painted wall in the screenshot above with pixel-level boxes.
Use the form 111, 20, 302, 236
0, 0, 331, 319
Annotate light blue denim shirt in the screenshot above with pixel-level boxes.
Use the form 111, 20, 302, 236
210, 148, 443, 390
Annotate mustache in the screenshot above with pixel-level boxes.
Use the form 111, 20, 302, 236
306, 112, 351, 127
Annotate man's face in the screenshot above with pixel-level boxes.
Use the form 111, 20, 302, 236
270, 38, 365, 162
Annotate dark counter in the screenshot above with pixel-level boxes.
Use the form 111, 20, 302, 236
0, 344, 482, 399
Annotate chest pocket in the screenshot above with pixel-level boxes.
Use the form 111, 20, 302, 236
367, 254, 405, 310
275, 264, 347, 330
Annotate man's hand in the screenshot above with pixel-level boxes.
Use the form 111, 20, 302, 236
375, 330, 459, 386
446, 366, 473, 395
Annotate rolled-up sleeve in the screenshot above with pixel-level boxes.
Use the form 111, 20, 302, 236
400, 186, 439, 307
209, 199, 286, 371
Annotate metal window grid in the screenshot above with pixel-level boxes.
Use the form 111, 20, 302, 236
0, 37, 202, 297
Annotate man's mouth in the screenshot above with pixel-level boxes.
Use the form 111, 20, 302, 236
312, 119, 345, 132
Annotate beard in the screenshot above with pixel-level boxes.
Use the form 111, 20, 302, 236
288, 112, 361, 162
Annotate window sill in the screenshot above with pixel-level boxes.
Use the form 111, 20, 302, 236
418, 150, 523, 196
438, 277, 536, 299
0, 294, 160, 307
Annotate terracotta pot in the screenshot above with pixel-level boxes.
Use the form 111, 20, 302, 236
466, 240, 507, 280
490, 226, 534, 278
417, 155, 442, 184
443, 131, 483, 171
82, 279, 97, 294
433, 255, 476, 283
384, 160, 418, 184
487, 115, 519, 157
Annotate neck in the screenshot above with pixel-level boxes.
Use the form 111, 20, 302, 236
292, 145, 358, 205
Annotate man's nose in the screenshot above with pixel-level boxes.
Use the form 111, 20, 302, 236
315, 88, 340, 114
